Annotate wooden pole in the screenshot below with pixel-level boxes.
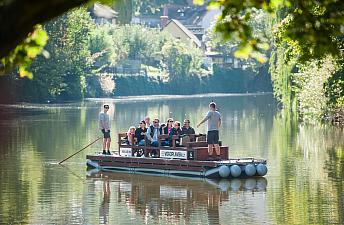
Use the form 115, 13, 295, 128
58, 137, 102, 164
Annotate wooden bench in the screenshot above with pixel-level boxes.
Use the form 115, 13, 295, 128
118, 133, 163, 157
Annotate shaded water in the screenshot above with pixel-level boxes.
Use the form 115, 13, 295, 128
0, 94, 343, 224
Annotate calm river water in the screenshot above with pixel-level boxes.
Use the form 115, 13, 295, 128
0, 94, 343, 225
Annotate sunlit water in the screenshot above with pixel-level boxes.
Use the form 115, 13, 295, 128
0, 93, 343, 224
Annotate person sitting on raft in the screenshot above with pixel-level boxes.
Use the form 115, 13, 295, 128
181, 119, 195, 142
126, 126, 136, 145
169, 121, 182, 147
146, 118, 161, 157
163, 118, 174, 134
135, 120, 147, 146
161, 118, 174, 146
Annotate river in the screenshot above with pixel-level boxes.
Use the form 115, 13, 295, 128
0, 93, 343, 224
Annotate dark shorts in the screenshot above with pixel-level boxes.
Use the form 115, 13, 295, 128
101, 129, 111, 138
207, 130, 219, 144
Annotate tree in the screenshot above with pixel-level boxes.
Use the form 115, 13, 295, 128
197, 0, 344, 63
161, 40, 205, 80
89, 26, 114, 67
25, 8, 94, 101
207, 8, 271, 67
268, 5, 344, 116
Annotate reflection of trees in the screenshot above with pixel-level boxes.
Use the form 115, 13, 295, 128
105, 173, 226, 224
87, 172, 267, 224
298, 125, 344, 224
326, 148, 344, 224
268, 110, 344, 224
0, 104, 96, 224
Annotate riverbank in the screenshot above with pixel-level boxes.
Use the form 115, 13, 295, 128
111, 67, 272, 97
0, 66, 272, 103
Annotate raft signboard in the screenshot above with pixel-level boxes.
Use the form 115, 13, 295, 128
160, 149, 187, 159
120, 148, 132, 157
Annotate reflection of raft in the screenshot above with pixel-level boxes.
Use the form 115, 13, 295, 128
87, 171, 268, 192
86, 155, 268, 179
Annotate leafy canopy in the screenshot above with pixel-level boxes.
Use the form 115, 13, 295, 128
196, 0, 344, 63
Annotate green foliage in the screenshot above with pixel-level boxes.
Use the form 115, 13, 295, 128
210, 1, 273, 63
161, 41, 190, 79
268, 4, 344, 122
325, 59, 344, 108
208, 9, 271, 68
161, 39, 207, 80
274, 1, 343, 63
1, 25, 48, 78
206, 0, 344, 63
109, 24, 167, 63
293, 57, 337, 121
269, 46, 296, 109
89, 26, 114, 67
211, 65, 255, 92
26, 8, 94, 101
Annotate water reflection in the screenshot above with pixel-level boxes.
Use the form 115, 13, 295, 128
99, 179, 110, 224
88, 172, 267, 225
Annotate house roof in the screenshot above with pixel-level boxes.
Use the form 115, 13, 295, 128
164, 19, 202, 48
93, 3, 118, 19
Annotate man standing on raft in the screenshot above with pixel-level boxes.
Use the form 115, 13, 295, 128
99, 104, 111, 155
197, 101, 222, 160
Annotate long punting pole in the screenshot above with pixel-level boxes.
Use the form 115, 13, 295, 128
58, 137, 102, 164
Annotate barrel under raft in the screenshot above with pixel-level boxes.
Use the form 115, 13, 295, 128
204, 163, 268, 179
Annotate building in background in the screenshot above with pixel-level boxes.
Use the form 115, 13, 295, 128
162, 19, 202, 48
89, 3, 118, 25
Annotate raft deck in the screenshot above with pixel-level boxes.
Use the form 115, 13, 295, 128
86, 155, 267, 179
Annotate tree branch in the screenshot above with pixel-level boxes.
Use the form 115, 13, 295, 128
0, 0, 90, 58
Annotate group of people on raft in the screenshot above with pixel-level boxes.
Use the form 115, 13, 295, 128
126, 117, 196, 148
99, 101, 222, 160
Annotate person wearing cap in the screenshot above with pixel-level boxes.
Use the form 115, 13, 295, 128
197, 102, 222, 160
99, 104, 111, 155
